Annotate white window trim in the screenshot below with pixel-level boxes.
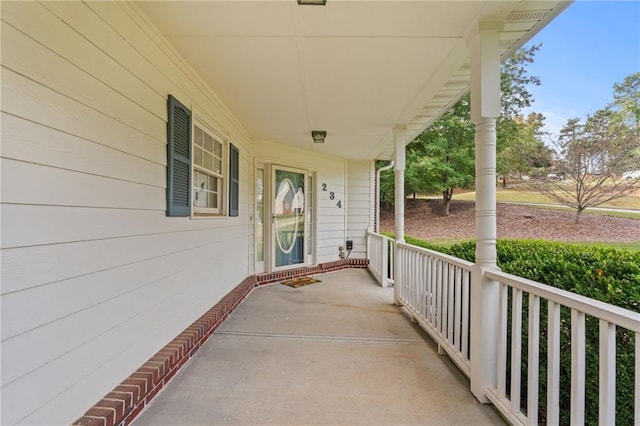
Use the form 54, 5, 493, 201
191, 119, 228, 217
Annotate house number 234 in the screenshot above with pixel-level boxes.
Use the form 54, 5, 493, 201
321, 183, 342, 208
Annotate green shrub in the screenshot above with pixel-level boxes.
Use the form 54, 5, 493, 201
489, 240, 638, 425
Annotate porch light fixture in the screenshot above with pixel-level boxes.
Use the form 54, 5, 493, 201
297, 0, 327, 5
311, 130, 327, 144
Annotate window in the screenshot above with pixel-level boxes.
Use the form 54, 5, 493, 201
166, 95, 239, 218
193, 125, 223, 214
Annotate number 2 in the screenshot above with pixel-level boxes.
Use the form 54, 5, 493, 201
322, 183, 327, 191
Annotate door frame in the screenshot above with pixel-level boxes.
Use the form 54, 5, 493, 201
271, 165, 308, 272
254, 161, 316, 273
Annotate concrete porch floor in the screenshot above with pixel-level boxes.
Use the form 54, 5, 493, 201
134, 269, 505, 425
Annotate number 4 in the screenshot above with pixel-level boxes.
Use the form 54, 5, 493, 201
336, 201, 342, 208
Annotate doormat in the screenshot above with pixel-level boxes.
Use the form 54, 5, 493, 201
281, 277, 322, 288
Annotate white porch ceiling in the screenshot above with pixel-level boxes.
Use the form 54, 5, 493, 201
138, 1, 570, 161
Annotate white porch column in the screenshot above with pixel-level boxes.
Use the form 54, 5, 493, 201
393, 125, 407, 242
468, 23, 502, 403
393, 125, 406, 306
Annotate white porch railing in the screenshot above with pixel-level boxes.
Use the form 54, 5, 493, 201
366, 231, 640, 426
485, 269, 640, 426
366, 230, 394, 287
394, 241, 473, 377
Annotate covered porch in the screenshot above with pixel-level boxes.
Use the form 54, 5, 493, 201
4, 1, 638, 425
134, 268, 504, 425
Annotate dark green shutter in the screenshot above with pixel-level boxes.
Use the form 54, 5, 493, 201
229, 143, 239, 217
166, 95, 192, 217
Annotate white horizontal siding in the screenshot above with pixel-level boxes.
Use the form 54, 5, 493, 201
2, 1, 165, 119
347, 160, 372, 258
0, 205, 239, 249
2, 22, 165, 141
2, 68, 166, 164
2, 236, 245, 384
1, 2, 251, 425
2, 158, 165, 210
2, 113, 165, 189
3, 239, 246, 425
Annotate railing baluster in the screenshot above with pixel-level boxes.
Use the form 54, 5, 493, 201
527, 294, 540, 425
415, 252, 420, 310
511, 288, 522, 413
411, 251, 417, 310
425, 256, 432, 325
437, 259, 443, 331
442, 263, 449, 336
461, 270, 469, 361
511, 288, 523, 415
418, 253, 423, 318
412, 250, 418, 308
423, 253, 429, 319
430, 257, 437, 326
385, 238, 396, 285
547, 301, 560, 425
406, 250, 415, 306
571, 309, 585, 425
454, 266, 462, 351
599, 319, 616, 425
497, 283, 508, 397
447, 265, 455, 344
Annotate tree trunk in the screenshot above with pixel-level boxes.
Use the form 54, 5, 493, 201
575, 207, 583, 224
502, 174, 507, 189
442, 189, 453, 216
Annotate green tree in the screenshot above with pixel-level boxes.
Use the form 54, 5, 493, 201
500, 44, 541, 118
407, 94, 475, 215
497, 112, 552, 186
612, 72, 640, 128
611, 72, 640, 161
496, 44, 546, 186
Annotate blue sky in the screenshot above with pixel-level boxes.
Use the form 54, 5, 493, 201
522, 0, 640, 140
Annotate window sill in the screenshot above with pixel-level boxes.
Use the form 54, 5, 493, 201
191, 212, 225, 219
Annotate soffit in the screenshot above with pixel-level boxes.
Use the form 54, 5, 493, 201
138, 1, 570, 161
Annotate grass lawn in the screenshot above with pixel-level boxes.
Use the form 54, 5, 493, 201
452, 189, 640, 213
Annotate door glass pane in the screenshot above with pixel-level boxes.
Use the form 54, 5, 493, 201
256, 168, 264, 262
274, 169, 305, 268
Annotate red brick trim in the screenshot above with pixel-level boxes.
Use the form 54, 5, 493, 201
73, 259, 368, 426
256, 258, 368, 285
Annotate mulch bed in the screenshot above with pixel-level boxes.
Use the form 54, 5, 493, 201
381, 199, 640, 243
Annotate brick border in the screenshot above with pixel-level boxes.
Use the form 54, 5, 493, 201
256, 258, 368, 286
73, 258, 368, 426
